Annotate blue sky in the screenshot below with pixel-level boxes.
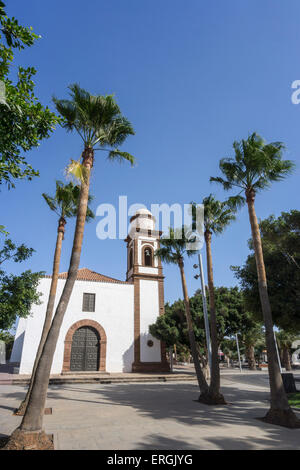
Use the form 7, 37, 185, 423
3, 0, 300, 304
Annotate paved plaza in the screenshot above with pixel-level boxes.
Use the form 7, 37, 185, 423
0, 370, 300, 450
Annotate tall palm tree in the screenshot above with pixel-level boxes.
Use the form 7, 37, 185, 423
15, 181, 94, 415
194, 195, 237, 404
155, 227, 210, 401
210, 132, 299, 427
7, 85, 135, 448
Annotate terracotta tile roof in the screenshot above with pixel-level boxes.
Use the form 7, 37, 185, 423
44, 268, 127, 284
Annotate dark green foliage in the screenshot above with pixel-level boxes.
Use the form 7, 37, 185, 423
0, 330, 14, 359
0, 2, 37, 50
0, 2, 59, 189
232, 210, 300, 331
0, 237, 42, 331
288, 393, 300, 409
150, 286, 257, 352
255, 210, 300, 268
276, 330, 299, 350
220, 338, 239, 361
0, 238, 34, 265
0, 330, 14, 342
0, 269, 43, 331
212, 287, 258, 340
221, 327, 265, 362
149, 303, 181, 348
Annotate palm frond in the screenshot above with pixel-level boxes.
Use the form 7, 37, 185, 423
65, 159, 89, 184
42, 193, 58, 214
107, 150, 135, 166
154, 227, 194, 265
200, 194, 238, 235
52, 98, 77, 133
43, 180, 95, 222
211, 132, 295, 198
53, 84, 135, 165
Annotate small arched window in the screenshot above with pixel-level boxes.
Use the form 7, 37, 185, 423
129, 248, 133, 270
144, 247, 153, 267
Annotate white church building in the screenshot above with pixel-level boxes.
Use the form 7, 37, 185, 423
10, 209, 170, 374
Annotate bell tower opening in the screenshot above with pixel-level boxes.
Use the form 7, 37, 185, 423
144, 246, 153, 267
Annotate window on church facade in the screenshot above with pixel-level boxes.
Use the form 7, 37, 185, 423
82, 293, 96, 312
144, 247, 153, 267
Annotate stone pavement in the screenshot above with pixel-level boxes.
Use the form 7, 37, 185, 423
0, 371, 300, 450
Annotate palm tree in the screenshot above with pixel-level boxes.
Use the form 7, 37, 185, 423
155, 227, 210, 401
15, 181, 94, 416
196, 195, 237, 404
240, 324, 264, 371
276, 330, 298, 371
210, 132, 300, 427
6, 85, 135, 448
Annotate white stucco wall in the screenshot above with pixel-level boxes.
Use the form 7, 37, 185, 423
10, 317, 26, 363
139, 280, 161, 362
17, 277, 135, 374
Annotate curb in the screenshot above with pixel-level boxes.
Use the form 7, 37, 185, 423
3, 374, 198, 386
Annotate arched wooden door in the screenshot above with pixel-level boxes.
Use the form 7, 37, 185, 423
70, 326, 100, 371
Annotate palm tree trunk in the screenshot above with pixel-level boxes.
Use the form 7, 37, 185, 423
246, 189, 299, 427
169, 347, 173, 372
15, 147, 93, 437
245, 345, 256, 371
15, 217, 66, 415
205, 230, 226, 404
197, 344, 210, 380
178, 258, 209, 398
282, 347, 292, 371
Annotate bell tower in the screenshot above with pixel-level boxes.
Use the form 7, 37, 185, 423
125, 209, 169, 372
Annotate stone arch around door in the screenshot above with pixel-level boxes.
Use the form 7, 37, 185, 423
62, 319, 107, 372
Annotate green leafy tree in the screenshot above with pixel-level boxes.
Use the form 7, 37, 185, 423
0, 330, 15, 360
149, 303, 181, 349
221, 330, 265, 369
151, 298, 207, 357
16, 181, 94, 415
259, 210, 300, 268
150, 286, 256, 360
0, 270, 43, 331
8, 85, 135, 449
211, 132, 299, 427
150, 298, 210, 374
0, 238, 42, 331
0, 1, 59, 190
0, 238, 34, 266
232, 210, 300, 331
220, 338, 238, 365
